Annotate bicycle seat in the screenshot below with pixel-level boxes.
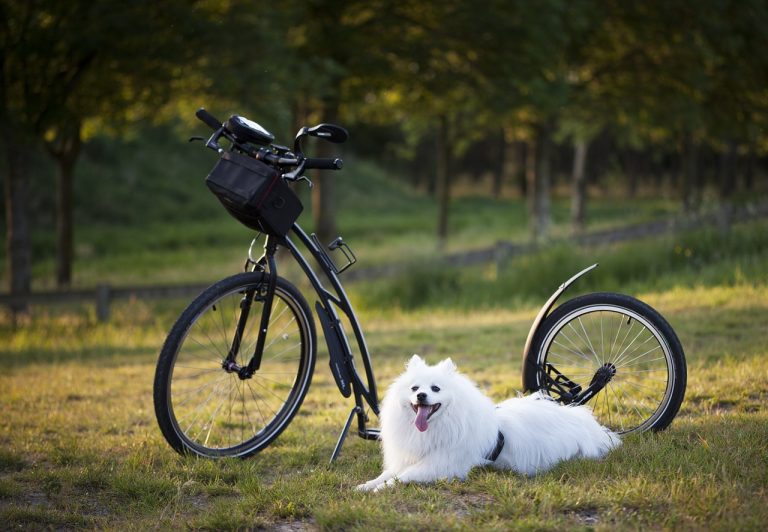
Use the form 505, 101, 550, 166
226, 115, 275, 145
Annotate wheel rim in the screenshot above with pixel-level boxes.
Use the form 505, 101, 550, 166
536, 304, 676, 434
167, 283, 311, 456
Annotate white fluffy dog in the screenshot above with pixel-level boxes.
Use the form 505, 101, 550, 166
357, 355, 620, 491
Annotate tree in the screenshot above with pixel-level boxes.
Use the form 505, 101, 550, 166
479, 0, 601, 242
268, 0, 404, 245
575, 0, 768, 212
1, 0, 228, 298
350, 1, 516, 247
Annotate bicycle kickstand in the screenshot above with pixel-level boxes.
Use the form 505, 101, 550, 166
329, 406, 362, 465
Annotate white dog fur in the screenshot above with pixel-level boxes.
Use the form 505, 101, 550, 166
357, 355, 620, 491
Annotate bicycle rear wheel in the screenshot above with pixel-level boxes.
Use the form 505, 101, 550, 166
523, 292, 686, 435
154, 272, 316, 458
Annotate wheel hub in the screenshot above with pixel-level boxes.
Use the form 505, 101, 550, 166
222, 360, 253, 379
590, 363, 617, 387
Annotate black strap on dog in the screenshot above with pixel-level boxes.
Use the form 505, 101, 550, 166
485, 431, 505, 461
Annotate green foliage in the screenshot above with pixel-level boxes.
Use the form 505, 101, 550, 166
358, 219, 768, 310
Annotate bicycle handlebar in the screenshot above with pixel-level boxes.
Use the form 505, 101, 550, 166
195, 108, 222, 131
194, 107, 343, 178
305, 157, 343, 170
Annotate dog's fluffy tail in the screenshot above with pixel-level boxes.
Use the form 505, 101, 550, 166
563, 402, 622, 458
527, 391, 621, 454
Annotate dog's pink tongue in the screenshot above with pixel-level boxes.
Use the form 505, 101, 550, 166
415, 405, 431, 432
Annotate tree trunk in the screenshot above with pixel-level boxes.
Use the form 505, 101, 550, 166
3, 131, 32, 318
492, 127, 505, 198
528, 122, 553, 243
570, 139, 589, 236
681, 132, 699, 213
291, 93, 309, 143
525, 137, 537, 235
311, 101, 338, 246
718, 139, 737, 201
517, 141, 528, 197
47, 124, 82, 288
744, 142, 755, 191
625, 150, 640, 199
435, 114, 451, 249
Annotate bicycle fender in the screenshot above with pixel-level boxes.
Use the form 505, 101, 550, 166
315, 302, 352, 398
521, 263, 599, 373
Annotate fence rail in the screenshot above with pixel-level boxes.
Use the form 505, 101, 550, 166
2, 202, 767, 322
0, 283, 212, 322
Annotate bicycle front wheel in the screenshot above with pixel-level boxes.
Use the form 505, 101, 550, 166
523, 292, 686, 435
154, 272, 316, 458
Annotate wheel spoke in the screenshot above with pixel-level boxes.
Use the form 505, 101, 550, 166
607, 382, 626, 432
549, 348, 593, 370
612, 333, 656, 367
577, 316, 601, 365
610, 325, 646, 366
554, 334, 594, 364
616, 349, 663, 369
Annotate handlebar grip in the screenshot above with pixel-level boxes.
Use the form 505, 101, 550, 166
304, 157, 343, 170
196, 108, 222, 131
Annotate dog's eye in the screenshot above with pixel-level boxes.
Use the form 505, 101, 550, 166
411, 386, 419, 392
431, 385, 440, 393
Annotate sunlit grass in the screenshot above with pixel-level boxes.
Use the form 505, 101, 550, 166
1, 281, 766, 528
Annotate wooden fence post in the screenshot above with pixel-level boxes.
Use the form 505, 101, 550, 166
96, 284, 111, 322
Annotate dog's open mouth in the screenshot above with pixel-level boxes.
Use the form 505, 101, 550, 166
411, 403, 441, 432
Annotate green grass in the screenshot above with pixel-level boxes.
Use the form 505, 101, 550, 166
1, 279, 767, 529
356, 218, 768, 311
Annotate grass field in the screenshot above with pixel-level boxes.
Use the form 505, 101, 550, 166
1, 277, 767, 529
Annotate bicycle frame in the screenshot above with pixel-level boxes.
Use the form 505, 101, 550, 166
242, 224, 381, 462
284, 225, 379, 414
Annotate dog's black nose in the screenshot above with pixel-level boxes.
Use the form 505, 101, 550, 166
416, 392, 427, 402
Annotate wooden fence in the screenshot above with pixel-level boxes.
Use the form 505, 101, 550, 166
2, 201, 767, 322
0, 283, 211, 322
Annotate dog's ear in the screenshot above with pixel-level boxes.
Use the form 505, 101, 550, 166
406, 354, 427, 370
437, 358, 457, 373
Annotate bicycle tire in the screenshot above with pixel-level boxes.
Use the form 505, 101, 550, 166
523, 292, 686, 434
153, 272, 316, 458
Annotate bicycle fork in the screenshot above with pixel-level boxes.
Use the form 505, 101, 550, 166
222, 239, 279, 380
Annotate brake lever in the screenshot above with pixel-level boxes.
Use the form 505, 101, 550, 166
188, 136, 206, 143
282, 160, 313, 188
283, 158, 307, 181
297, 175, 314, 189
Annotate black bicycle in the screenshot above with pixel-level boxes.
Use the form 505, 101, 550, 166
153, 109, 687, 461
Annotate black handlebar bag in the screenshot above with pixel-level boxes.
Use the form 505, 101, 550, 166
206, 151, 303, 237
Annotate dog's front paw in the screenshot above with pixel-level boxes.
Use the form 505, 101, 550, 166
375, 478, 399, 491
356, 478, 399, 492
355, 481, 379, 492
